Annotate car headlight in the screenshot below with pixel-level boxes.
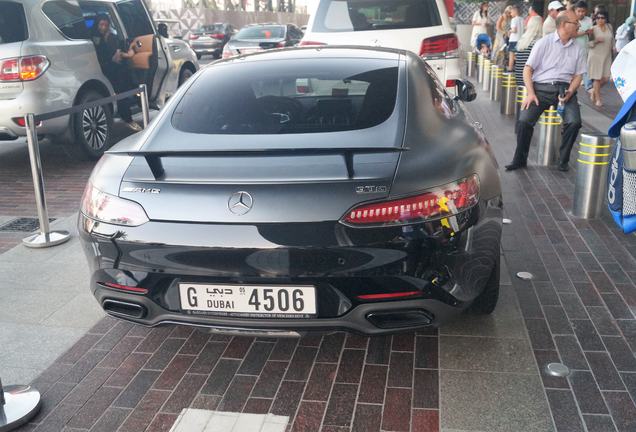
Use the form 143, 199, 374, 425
81, 183, 149, 226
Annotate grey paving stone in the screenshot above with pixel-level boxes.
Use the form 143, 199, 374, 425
440, 370, 553, 432
41, 293, 105, 328
0, 323, 86, 370
439, 336, 535, 374
569, 370, 609, 415
0, 365, 40, 385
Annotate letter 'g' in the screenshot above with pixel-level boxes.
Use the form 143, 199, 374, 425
187, 287, 198, 307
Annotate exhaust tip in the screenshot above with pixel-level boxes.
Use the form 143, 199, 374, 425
103, 299, 146, 319
366, 309, 434, 329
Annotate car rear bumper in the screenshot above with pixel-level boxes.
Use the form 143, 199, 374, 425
78, 200, 502, 334
0, 90, 71, 140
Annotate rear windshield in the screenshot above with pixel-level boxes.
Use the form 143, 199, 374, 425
172, 58, 399, 135
0, 1, 28, 44
235, 26, 285, 40
312, 0, 442, 32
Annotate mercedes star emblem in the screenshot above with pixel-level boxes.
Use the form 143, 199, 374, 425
228, 191, 253, 215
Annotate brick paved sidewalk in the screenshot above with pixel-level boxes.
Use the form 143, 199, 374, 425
4, 83, 636, 432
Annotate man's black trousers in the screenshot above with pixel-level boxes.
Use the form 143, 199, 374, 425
512, 84, 582, 166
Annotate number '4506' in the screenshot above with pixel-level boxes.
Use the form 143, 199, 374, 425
248, 289, 304, 312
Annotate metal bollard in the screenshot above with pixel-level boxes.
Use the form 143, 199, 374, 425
466, 52, 475, 77
22, 114, 71, 248
515, 85, 527, 118
536, 106, 562, 166
500, 72, 516, 115
482, 58, 492, 92
619, 122, 636, 215
490, 65, 503, 101
0, 376, 42, 431
572, 134, 614, 218
139, 84, 150, 128
477, 55, 485, 84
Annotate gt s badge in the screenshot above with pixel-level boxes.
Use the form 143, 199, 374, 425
356, 185, 388, 194
122, 187, 161, 194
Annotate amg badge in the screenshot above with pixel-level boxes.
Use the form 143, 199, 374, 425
356, 185, 388, 194
122, 187, 161, 194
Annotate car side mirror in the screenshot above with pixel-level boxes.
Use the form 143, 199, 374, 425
157, 23, 169, 39
454, 79, 477, 102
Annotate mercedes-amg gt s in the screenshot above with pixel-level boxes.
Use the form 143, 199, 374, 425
79, 46, 503, 336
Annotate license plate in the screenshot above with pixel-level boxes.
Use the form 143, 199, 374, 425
179, 283, 317, 318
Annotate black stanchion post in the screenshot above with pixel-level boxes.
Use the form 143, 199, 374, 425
0, 378, 5, 406
139, 84, 150, 128
22, 113, 71, 249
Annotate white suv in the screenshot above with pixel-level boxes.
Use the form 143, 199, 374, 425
301, 0, 460, 91
0, 0, 198, 159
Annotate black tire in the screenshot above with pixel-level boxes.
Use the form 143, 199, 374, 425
178, 67, 194, 87
68, 90, 113, 160
469, 254, 500, 314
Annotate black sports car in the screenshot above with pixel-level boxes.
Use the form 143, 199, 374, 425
79, 46, 503, 336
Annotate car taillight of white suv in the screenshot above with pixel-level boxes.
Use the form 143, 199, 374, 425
0, 56, 49, 82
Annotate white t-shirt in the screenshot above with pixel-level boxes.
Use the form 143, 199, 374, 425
510, 16, 523, 42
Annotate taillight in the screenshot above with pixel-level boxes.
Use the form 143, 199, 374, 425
81, 182, 149, 226
99, 282, 148, 294
12, 117, 42, 127
342, 175, 479, 227
0, 56, 49, 82
211, 33, 225, 39
299, 40, 326, 46
189, 34, 199, 40
445, 79, 457, 88
419, 34, 459, 59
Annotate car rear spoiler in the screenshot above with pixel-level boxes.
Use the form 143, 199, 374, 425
106, 147, 409, 180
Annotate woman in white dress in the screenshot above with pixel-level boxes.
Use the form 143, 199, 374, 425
587, 12, 614, 107
471, 2, 489, 50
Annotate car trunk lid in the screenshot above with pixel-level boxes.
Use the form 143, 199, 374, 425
116, 129, 404, 224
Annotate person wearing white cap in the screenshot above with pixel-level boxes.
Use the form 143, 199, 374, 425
544, 1, 565, 36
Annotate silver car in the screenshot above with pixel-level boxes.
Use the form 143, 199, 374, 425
0, 0, 198, 159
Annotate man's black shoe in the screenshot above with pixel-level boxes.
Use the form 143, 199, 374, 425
558, 163, 569, 172
505, 163, 524, 171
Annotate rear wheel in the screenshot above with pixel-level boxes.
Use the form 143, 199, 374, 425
178, 67, 194, 87
468, 254, 500, 314
67, 90, 113, 160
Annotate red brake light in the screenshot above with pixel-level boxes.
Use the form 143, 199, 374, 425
211, 33, 225, 39
99, 282, 148, 294
0, 56, 49, 82
357, 291, 422, 300
299, 41, 326, 46
0, 58, 19, 81
189, 34, 199, 40
419, 34, 459, 58
342, 175, 479, 227
12, 117, 42, 127
445, 79, 457, 88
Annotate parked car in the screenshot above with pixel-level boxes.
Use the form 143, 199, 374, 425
301, 0, 460, 91
79, 46, 502, 336
0, 0, 198, 159
222, 24, 303, 58
188, 23, 236, 59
